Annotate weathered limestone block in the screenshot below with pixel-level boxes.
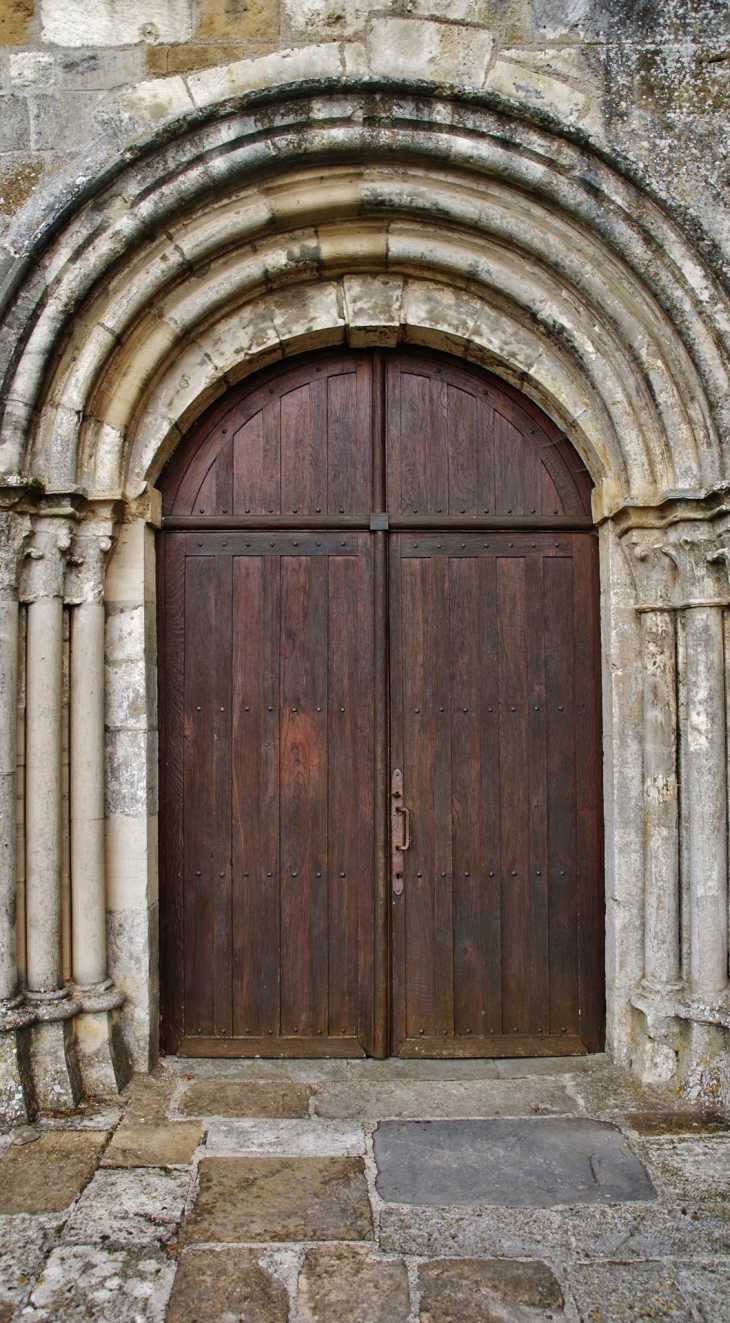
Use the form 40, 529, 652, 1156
199, 0, 279, 41
29, 1016, 83, 1113
343, 274, 404, 347
41, 0, 194, 47
367, 17, 494, 87
74, 1005, 131, 1098
0, 1021, 34, 1127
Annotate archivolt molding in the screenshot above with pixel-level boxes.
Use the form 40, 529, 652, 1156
0, 91, 729, 521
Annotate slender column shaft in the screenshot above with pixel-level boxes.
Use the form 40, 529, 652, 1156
684, 605, 728, 996
641, 608, 680, 986
0, 595, 19, 1001
25, 594, 64, 992
70, 600, 107, 986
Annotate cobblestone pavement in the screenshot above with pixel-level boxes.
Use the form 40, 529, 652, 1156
1, 1055, 729, 1322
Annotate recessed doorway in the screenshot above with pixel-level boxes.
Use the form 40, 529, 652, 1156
158, 348, 603, 1058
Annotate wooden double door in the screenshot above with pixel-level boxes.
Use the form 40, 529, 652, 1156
159, 349, 603, 1058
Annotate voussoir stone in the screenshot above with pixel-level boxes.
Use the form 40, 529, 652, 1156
418, 1258, 565, 1323
0, 1130, 107, 1213
181, 1156, 373, 1242
167, 1245, 289, 1323
178, 1079, 312, 1117
298, 1245, 410, 1323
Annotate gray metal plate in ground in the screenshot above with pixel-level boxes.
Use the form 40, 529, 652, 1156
373, 1119, 655, 1207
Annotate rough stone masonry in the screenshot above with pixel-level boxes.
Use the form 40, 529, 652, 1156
0, 0, 730, 1126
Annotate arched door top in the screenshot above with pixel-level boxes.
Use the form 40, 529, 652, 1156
160, 349, 593, 523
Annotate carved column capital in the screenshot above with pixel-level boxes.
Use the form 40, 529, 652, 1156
65, 522, 116, 606
661, 525, 730, 608
19, 517, 75, 603
620, 529, 678, 609
0, 511, 33, 601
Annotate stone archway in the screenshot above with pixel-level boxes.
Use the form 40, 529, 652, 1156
1, 85, 729, 1120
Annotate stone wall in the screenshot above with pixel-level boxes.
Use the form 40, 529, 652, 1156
1, 0, 730, 272
0, 0, 729, 1118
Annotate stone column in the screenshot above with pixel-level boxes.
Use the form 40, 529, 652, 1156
66, 510, 129, 1094
664, 531, 729, 999
664, 526, 730, 1088
622, 530, 682, 1081
0, 490, 34, 1125
20, 509, 82, 1110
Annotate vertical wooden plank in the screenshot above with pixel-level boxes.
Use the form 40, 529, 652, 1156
494, 410, 524, 515
183, 553, 217, 1038
479, 551, 502, 1036
572, 534, 604, 1049
160, 535, 185, 1051
260, 555, 281, 1036
328, 553, 360, 1039
497, 555, 531, 1035
432, 553, 454, 1037
356, 354, 374, 515
401, 553, 437, 1037
542, 467, 563, 516
215, 437, 234, 514
385, 355, 402, 518
263, 399, 281, 514
327, 371, 358, 515
544, 553, 579, 1037
233, 412, 264, 514
310, 377, 328, 516
371, 351, 388, 1058
356, 534, 375, 1053
279, 555, 318, 1036
429, 375, 448, 516
522, 442, 543, 516
281, 385, 311, 515
526, 551, 549, 1037
389, 540, 406, 1052
232, 555, 264, 1037
213, 554, 233, 1036
192, 465, 216, 516
447, 385, 478, 515
399, 372, 431, 514
477, 398, 496, 515
450, 554, 482, 1036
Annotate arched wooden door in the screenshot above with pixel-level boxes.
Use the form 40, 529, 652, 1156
158, 348, 603, 1058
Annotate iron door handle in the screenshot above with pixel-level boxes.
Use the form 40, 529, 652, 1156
395, 805, 410, 851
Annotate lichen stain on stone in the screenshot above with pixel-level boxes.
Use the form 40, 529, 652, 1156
0, 157, 44, 217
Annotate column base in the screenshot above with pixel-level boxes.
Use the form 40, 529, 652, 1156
25, 990, 82, 1112
74, 1005, 132, 1096
0, 1000, 36, 1126
631, 981, 683, 1085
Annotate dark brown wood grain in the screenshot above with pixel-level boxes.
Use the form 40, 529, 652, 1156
158, 347, 603, 1059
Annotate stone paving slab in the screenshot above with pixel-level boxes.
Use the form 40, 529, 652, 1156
674, 1260, 730, 1322
19, 1245, 175, 1323
0, 1214, 62, 1320
204, 1117, 366, 1156
297, 1245, 410, 1322
417, 1258, 566, 1323
627, 1109, 730, 1136
374, 1119, 655, 1207
312, 1078, 578, 1119
182, 1155, 373, 1242
0, 1131, 108, 1213
378, 1199, 730, 1262
178, 1079, 312, 1117
567, 1260, 695, 1322
102, 1121, 202, 1168
62, 1168, 191, 1247
641, 1135, 730, 1201
166, 1246, 289, 1323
